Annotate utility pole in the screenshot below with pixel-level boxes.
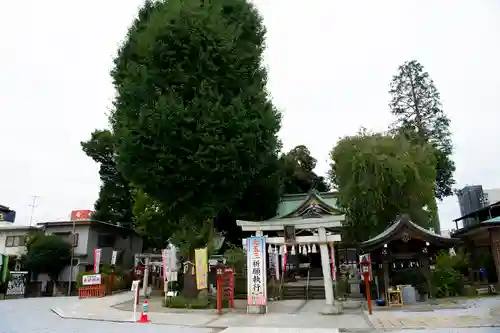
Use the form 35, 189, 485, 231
28, 196, 39, 227
68, 215, 76, 296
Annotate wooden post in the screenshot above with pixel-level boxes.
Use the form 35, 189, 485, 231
110, 267, 115, 294
364, 274, 372, 315
217, 274, 223, 314
382, 261, 389, 299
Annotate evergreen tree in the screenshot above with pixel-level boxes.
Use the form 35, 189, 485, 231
81, 130, 134, 227
281, 145, 329, 194
110, 0, 281, 255
389, 60, 455, 201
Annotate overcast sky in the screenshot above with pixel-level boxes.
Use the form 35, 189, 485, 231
1, 0, 499, 231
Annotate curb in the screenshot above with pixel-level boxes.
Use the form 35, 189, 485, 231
51, 307, 229, 329
51, 308, 134, 324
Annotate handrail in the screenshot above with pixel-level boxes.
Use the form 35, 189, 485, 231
305, 268, 310, 300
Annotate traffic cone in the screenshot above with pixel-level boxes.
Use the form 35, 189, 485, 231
137, 300, 151, 323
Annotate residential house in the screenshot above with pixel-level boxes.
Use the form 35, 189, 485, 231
37, 220, 143, 283
0, 223, 40, 270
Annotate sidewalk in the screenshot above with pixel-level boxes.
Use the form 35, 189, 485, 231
51, 292, 369, 332
365, 297, 500, 329
51, 292, 218, 327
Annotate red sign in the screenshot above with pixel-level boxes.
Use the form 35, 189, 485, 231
217, 267, 235, 313
134, 265, 145, 280
71, 210, 93, 221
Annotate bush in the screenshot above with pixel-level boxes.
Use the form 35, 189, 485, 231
164, 294, 211, 309
224, 247, 246, 274
429, 251, 466, 298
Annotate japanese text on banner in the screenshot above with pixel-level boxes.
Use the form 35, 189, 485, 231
94, 248, 101, 274
246, 236, 266, 306
194, 247, 208, 290
162, 249, 168, 282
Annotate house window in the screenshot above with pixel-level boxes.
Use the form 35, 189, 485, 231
98, 234, 116, 248
5, 235, 25, 247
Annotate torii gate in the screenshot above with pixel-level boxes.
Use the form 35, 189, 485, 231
238, 215, 344, 314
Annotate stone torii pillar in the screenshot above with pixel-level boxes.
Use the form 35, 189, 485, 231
318, 226, 342, 314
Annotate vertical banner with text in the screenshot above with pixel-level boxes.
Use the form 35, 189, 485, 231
162, 249, 168, 282
194, 247, 208, 290
94, 248, 101, 274
274, 247, 280, 280
330, 243, 336, 281
247, 236, 267, 306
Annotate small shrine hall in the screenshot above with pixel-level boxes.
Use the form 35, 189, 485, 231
359, 214, 461, 300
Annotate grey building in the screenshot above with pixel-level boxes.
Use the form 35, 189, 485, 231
37, 220, 143, 282
456, 185, 489, 228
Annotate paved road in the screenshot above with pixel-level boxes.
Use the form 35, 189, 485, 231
390, 327, 500, 333
2, 296, 500, 333
0, 297, 214, 333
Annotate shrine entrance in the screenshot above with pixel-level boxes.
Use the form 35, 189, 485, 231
237, 190, 344, 314
360, 215, 461, 302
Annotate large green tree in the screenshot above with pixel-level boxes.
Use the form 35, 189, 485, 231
81, 130, 134, 227
329, 130, 437, 242
110, 0, 280, 243
389, 60, 455, 200
281, 145, 329, 194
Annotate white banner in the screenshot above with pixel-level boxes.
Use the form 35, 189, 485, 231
274, 248, 280, 280
166, 271, 178, 281
131, 280, 140, 291
162, 247, 177, 281
247, 236, 267, 306
330, 243, 336, 281
111, 250, 118, 265
162, 249, 168, 282
94, 248, 101, 273
82, 274, 102, 286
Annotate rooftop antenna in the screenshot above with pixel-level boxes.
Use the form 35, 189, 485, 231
28, 196, 39, 227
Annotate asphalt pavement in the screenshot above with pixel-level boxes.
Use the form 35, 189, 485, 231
386, 330, 500, 333
2, 296, 500, 333
0, 297, 214, 333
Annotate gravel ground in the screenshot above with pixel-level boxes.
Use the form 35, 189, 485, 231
0, 297, 215, 333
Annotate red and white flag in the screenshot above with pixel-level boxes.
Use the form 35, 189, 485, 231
330, 243, 336, 281
94, 248, 101, 273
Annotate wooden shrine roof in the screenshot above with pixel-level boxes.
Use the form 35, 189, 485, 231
360, 214, 461, 251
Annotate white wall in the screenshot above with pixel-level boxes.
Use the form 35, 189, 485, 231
45, 224, 90, 256
0, 227, 30, 257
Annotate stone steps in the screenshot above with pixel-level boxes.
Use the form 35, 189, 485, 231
282, 285, 325, 300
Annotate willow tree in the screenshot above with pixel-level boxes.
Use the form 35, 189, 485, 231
110, 0, 280, 255
329, 130, 437, 242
